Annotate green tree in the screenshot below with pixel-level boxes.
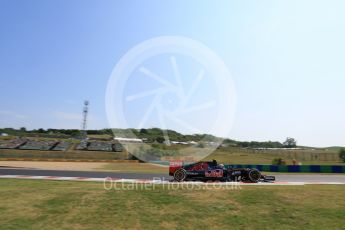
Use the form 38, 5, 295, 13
339, 148, 345, 163
139, 128, 148, 134
283, 137, 297, 148
37, 128, 45, 133
156, 137, 165, 143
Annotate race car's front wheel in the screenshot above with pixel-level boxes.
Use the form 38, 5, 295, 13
248, 169, 261, 183
174, 168, 187, 182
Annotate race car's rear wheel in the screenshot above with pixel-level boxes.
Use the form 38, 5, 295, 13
248, 169, 261, 183
174, 168, 187, 182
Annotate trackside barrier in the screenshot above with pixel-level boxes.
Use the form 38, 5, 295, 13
225, 164, 345, 173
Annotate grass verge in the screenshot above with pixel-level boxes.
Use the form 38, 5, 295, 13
0, 179, 345, 229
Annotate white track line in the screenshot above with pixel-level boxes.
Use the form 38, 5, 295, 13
0, 175, 344, 185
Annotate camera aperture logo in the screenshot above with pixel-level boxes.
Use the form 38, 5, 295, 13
106, 36, 236, 163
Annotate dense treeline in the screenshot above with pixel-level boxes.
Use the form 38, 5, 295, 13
0, 127, 297, 148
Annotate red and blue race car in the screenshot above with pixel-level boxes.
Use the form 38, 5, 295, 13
169, 160, 275, 183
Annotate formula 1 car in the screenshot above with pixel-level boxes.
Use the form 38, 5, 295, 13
169, 160, 275, 183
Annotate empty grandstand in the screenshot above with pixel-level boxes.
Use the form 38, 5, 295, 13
87, 142, 113, 151
19, 140, 58, 151
114, 143, 124, 152
75, 141, 89, 150
52, 142, 70, 151
0, 138, 27, 149
0, 138, 125, 153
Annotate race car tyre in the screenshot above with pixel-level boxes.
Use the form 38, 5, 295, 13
248, 169, 261, 183
174, 168, 187, 182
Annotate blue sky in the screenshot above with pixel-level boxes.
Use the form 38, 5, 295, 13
0, 0, 345, 147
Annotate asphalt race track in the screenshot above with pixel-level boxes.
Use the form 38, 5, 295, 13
1, 168, 345, 183
272, 174, 345, 183
0, 168, 168, 180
